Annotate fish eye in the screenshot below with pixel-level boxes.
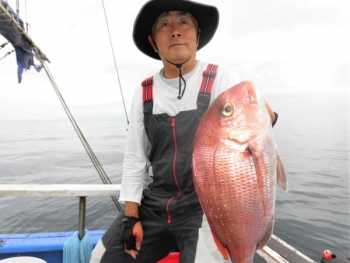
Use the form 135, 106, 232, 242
222, 103, 234, 116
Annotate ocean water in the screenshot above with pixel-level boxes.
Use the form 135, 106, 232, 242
0, 92, 349, 262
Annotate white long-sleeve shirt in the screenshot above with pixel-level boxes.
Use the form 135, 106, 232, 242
119, 60, 241, 204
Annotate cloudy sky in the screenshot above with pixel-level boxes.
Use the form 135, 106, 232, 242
0, 0, 349, 121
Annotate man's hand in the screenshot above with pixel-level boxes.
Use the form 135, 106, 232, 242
120, 217, 143, 259
121, 201, 143, 259
264, 100, 277, 126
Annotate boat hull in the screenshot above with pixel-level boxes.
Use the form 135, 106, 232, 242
0, 230, 180, 263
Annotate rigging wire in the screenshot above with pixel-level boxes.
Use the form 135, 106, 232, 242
101, 0, 129, 125
0, 41, 9, 49
34, 47, 123, 212
0, 48, 14, 60
24, 0, 30, 34
16, 0, 19, 14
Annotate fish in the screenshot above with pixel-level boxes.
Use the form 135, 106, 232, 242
192, 81, 288, 263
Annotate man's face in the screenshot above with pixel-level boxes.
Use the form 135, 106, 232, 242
149, 11, 199, 63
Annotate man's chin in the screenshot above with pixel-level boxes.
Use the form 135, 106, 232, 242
162, 53, 192, 65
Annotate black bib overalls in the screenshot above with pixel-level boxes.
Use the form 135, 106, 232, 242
101, 64, 218, 263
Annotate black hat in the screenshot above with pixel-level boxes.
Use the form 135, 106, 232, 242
133, 0, 219, 60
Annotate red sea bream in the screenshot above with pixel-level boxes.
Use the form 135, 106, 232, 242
192, 81, 288, 263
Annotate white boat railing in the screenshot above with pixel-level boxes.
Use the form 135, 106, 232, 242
0, 184, 317, 263
0, 184, 121, 240
0, 184, 121, 197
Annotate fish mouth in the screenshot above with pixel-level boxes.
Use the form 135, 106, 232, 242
223, 138, 249, 152
226, 137, 247, 144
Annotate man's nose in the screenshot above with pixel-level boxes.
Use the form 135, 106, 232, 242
171, 25, 182, 38
171, 32, 182, 38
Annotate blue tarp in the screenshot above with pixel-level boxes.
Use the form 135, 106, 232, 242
0, 0, 42, 83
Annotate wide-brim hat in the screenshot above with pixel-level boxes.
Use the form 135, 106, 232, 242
133, 0, 219, 60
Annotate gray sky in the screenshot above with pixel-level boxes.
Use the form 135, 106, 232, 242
0, 0, 349, 121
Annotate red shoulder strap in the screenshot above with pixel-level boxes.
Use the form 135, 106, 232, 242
142, 76, 154, 103
197, 64, 218, 110
199, 64, 218, 94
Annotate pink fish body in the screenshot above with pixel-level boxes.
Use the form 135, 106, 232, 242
192, 81, 288, 263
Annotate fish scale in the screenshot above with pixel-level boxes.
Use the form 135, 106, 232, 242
192, 81, 288, 263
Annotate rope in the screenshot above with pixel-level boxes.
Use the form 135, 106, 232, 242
0, 21, 26, 42
0, 17, 31, 54
101, 0, 129, 125
34, 47, 123, 212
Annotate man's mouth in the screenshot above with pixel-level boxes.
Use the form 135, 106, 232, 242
169, 43, 185, 48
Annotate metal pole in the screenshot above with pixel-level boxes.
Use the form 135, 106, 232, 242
78, 196, 86, 240
0, 2, 50, 62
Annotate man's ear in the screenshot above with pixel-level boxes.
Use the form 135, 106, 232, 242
148, 35, 158, 52
196, 28, 201, 47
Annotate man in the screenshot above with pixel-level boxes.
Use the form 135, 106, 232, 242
90, 0, 277, 262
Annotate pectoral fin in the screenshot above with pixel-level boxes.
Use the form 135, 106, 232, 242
277, 154, 289, 192
248, 141, 269, 217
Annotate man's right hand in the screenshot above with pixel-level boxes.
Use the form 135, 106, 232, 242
121, 201, 143, 259
120, 217, 143, 259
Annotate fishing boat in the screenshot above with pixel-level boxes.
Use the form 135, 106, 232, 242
1, 1, 348, 263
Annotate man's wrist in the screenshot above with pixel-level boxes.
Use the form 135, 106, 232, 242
125, 201, 139, 218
